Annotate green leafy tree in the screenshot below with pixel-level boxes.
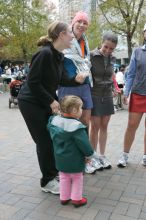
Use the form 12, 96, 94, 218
133, 1, 146, 45
86, 14, 102, 50
97, 0, 145, 58
0, 0, 53, 62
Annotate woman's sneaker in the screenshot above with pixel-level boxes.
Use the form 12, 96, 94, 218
41, 178, 59, 194
91, 158, 103, 171
85, 162, 96, 174
99, 156, 112, 169
142, 155, 146, 166
117, 152, 128, 168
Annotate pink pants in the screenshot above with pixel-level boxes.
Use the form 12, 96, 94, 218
59, 171, 83, 200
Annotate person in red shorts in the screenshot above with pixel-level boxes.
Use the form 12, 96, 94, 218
117, 24, 146, 167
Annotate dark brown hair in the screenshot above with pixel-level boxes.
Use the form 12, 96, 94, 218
103, 32, 118, 45
37, 21, 68, 46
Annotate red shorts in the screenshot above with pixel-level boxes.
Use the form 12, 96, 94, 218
129, 93, 146, 113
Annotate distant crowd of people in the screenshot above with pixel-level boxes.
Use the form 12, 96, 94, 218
0, 63, 29, 93
0, 63, 29, 79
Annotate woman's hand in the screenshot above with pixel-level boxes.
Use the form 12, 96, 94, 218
50, 100, 60, 114
123, 96, 129, 105
75, 72, 88, 84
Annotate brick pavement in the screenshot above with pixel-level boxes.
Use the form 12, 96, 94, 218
0, 92, 146, 220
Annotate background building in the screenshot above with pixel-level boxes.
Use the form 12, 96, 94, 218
59, 0, 91, 23
114, 49, 129, 66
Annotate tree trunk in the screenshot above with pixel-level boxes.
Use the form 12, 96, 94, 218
22, 45, 27, 63
127, 33, 132, 59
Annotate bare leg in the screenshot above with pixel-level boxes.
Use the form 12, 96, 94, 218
117, 93, 121, 108
80, 109, 91, 127
99, 115, 111, 155
144, 118, 146, 154
89, 116, 101, 150
124, 112, 143, 153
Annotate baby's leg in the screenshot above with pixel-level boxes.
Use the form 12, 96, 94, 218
70, 172, 83, 200
59, 172, 71, 200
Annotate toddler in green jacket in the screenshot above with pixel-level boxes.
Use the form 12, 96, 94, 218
47, 95, 98, 207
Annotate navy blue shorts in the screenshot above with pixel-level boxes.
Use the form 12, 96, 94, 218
58, 84, 93, 109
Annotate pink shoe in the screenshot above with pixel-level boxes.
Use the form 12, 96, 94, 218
71, 197, 87, 208
60, 199, 70, 205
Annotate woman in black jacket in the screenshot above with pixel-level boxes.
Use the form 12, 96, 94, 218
89, 32, 118, 170
18, 21, 81, 194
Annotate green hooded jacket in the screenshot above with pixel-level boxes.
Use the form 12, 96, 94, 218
47, 115, 94, 173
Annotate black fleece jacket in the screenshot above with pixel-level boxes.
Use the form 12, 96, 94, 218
18, 43, 79, 110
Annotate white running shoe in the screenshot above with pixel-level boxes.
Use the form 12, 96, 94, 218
91, 158, 103, 171
41, 178, 59, 194
142, 155, 146, 166
99, 156, 112, 169
117, 152, 129, 168
85, 162, 96, 174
